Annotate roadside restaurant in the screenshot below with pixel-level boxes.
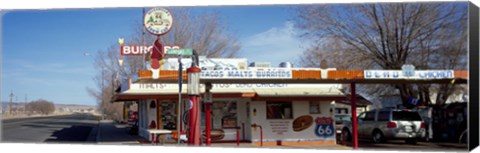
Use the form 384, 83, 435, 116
113, 56, 468, 147
113, 8, 468, 148
115, 57, 345, 146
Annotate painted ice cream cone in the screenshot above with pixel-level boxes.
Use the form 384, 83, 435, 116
152, 68, 160, 79
150, 38, 164, 79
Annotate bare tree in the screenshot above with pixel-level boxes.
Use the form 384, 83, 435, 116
294, 2, 467, 107
87, 8, 241, 120
26, 99, 55, 115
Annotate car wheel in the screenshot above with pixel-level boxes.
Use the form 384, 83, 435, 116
342, 128, 351, 142
372, 130, 384, 143
406, 139, 417, 144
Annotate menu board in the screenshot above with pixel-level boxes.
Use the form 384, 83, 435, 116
212, 101, 237, 129
222, 118, 237, 128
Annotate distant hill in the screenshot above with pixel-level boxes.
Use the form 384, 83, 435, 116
2, 102, 97, 112
2, 102, 95, 107
55, 103, 97, 107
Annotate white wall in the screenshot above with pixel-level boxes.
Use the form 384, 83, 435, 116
249, 101, 336, 143
139, 99, 158, 140
236, 98, 251, 140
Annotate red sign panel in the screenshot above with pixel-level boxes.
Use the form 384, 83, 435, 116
121, 45, 180, 55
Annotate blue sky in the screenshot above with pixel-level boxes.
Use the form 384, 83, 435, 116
1, 5, 308, 106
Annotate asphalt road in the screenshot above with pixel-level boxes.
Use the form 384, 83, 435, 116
1, 113, 99, 143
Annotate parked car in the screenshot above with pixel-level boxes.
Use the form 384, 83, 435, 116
341, 108, 426, 144
335, 114, 351, 134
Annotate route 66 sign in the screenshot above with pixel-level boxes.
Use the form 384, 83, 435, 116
314, 117, 334, 137
144, 8, 173, 35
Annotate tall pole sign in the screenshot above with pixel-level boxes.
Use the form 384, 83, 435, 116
144, 8, 173, 36
143, 8, 173, 79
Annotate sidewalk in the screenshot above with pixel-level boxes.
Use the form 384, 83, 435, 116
95, 120, 147, 145
92, 120, 351, 150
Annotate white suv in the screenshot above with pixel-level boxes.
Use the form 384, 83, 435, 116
341, 109, 426, 144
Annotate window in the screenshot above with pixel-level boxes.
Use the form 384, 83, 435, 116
210, 101, 237, 129
309, 101, 321, 114
393, 111, 422, 121
377, 111, 390, 121
358, 112, 366, 120
335, 108, 349, 114
364, 111, 376, 121
266, 102, 293, 119
160, 102, 177, 130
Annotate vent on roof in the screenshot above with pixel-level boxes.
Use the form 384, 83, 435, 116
279, 62, 293, 68
249, 62, 271, 68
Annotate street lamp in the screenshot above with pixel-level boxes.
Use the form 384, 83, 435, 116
187, 65, 201, 145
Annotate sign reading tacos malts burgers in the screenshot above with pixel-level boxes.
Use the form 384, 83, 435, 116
144, 8, 173, 35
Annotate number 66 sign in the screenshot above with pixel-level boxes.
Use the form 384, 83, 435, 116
314, 117, 334, 137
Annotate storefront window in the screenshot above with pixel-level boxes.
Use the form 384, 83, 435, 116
161, 102, 177, 130
309, 101, 321, 114
211, 101, 237, 129
266, 102, 293, 119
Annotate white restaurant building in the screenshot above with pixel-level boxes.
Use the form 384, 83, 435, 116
115, 56, 351, 146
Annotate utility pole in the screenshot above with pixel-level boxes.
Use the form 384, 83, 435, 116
15, 96, 18, 114
9, 91, 14, 115
25, 94, 28, 113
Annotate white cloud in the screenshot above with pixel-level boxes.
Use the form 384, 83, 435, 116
240, 21, 309, 67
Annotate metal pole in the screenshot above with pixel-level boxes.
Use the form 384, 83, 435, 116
25, 94, 27, 113
350, 82, 358, 149
177, 57, 182, 144
205, 102, 211, 145
9, 91, 14, 115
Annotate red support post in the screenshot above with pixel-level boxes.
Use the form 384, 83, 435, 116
188, 96, 194, 145
205, 103, 211, 146
351, 82, 358, 149
236, 127, 240, 146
